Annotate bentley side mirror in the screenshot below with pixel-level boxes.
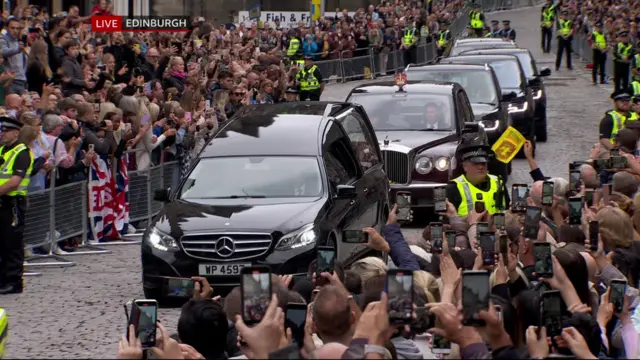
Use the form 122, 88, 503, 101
539, 67, 552, 77
335, 185, 357, 199
153, 188, 171, 202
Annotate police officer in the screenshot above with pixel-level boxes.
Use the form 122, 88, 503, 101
614, 31, 634, 92
0, 308, 6, 357
284, 86, 299, 102
631, 41, 640, 81
286, 30, 303, 66
489, 20, 501, 37
632, 77, 640, 96
446, 136, 508, 216
555, 10, 573, 71
401, 21, 418, 66
436, 21, 452, 58
540, 3, 555, 53
0, 116, 33, 295
499, 20, 516, 40
599, 89, 639, 150
295, 55, 324, 101
469, 3, 485, 37
590, 22, 608, 85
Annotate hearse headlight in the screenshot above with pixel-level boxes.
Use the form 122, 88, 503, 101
434, 156, 450, 171
275, 223, 318, 251
415, 157, 433, 174
146, 227, 178, 251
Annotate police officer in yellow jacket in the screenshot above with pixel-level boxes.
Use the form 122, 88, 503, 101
599, 89, 639, 150
0, 116, 33, 295
540, 3, 555, 53
446, 136, 508, 216
469, 3, 485, 37
555, 10, 573, 71
590, 22, 608, 85
436, 21, 452, 58
286, 31, 303, 65
614, 31, 634, 92
295, 55, 324, 101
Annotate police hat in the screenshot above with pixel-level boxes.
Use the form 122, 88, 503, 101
491, 20, 499, 24
502, 20, 510, 25
0, 116, 22, 131
457, 133, 493, 163
471, 2, 481, 8
611, 89, 632, 101
619, 30, 629, 37
285, 86, 299, 94
595, 21, 603, 27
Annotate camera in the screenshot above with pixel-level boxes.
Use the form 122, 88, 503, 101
132, 67, 143, 78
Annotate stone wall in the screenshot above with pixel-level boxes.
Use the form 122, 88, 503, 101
150, 0, 372, 24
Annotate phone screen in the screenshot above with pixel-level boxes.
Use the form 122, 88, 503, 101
568, 197, 583, 225
588, 221, 599, 251
316, 247, 336, 275
542, 291, 563, 337
611, 281, 627, 313
511, 185, 528, 212
445, 231, 456, 249
476, 222, 489, 234
434, 187, 447, 212
163, 278, 195, 297
241, 268, 272, 325
534, 243, 553, 277
569, 170, 581, 191
584, 190, 595, 207
432, 333, 451, 353
343, 230, 368, 243
479, 232, 495, 265
285, 304, 307, 347
493, 213, 505, 229
542, 181, 554, 206
396, 193, 411, 222
88, 144, 95, 152
611, 156, 627, 169
130, 301, 157, 348
387, 270, 414, 323
499, 234, 508, 259
462, 271, 490, 326
430, 223, 443, 252
523, 206, 542, 239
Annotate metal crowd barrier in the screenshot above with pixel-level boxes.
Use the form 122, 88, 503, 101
23, 148, 180, 273
574, 32, 620, 83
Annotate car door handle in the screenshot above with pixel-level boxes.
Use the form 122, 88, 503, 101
363, 188, 368, 192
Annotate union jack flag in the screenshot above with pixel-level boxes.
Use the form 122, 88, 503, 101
87, 155, 130, 242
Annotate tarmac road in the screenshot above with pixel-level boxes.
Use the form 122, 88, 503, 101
1, 6, 614, 358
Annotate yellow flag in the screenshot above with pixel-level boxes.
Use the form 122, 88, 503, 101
491, 126, 526, 164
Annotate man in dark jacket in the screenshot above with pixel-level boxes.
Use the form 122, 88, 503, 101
61, 40, 92, 96
104, 32, 135, 80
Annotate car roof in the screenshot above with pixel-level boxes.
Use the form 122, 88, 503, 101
460, 47, 531, 55
455, 38, 513, 44
443, 54, 520, 63
201, 102, 349, 158
406, 63, 491, 72
350, 80, 458, 95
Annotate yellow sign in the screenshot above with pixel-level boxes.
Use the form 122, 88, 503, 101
491, 126, 526, 164
311, 0, 322, 21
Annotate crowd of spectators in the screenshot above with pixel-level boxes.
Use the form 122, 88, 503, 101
573, 0, 640, 47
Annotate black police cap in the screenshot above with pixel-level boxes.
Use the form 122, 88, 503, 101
285, 86, 299, 94
491, 20, 499, 24
502, 20, 510, 24
561, 10, 568, 14
619, 31, 629, 37
0, 116, 22, 131
611, 89, 632, 100
595, 22, 603, 27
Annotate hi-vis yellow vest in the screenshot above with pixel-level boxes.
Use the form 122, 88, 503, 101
287, 38, 300, 56
470, 12, 484, 29
403, 28, 416, 46
438, 30, 450, 47
297, 65, 320, 91
452, 174, 502, 216
592, 31, 606, 50
608, 110, 640, 144
0, 143, 33, 196
0, 308, 7, 359
542, 9, 554, 27
559, 19, 572, 36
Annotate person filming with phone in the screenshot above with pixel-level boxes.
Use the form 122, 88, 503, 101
447, 137, 508, 216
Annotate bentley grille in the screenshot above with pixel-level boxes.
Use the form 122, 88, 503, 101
382, 150, 410, 184
180, 233, 272, 261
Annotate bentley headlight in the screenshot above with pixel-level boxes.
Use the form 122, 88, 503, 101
275, 223, 318, 251
508, 101, 528, 113
435, 156, 450, 171
146, 227, 178, 251
533, 89, 543, 100
415, 157, 433, 174
480, 119, 500, 131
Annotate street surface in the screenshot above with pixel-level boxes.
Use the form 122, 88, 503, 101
2, 7, 614, 359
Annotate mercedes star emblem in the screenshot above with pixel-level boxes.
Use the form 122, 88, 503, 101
215, 236, 235, 258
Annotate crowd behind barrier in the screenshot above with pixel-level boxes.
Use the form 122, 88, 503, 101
574, 32, 617, 83
20, 0, 540, 272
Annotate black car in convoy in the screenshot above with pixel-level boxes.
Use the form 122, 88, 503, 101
345, 80, 486, 208
448, 38, 517, 57
441, 54, 537, 155
143, 102, 390, 300
458, 48, 552, 142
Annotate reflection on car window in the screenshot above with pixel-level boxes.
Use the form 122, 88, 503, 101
407, 70, 498, 104
485, 60, 522, 89
324, 141, 358, 187
349, 93, 453, 131
511, 53, 535, 78
180, 157, 323, 199
339, 113, 380, 170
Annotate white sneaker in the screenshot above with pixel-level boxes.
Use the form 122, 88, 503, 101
53, 244, 70, 255
127, 225, 137, 234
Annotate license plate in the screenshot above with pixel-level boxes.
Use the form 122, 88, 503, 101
198, 263, 249, 276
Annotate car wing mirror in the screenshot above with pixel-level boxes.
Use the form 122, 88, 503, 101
539, 67, 551, 77
335, 184, 357, 199
502, 91, 517, 102
153, 188, 171, 202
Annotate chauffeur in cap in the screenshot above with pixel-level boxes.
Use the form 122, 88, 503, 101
0, 116, 34, 294
446, 134, 508, 216
499, 20, 516, 40
614, 31, 635, 92
599, 89, 639, 150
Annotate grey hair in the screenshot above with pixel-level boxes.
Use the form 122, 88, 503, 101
42, 113, 64, 133
549, 177, 569, 197
118, 96, 140, 116
579, 164, 600, 189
